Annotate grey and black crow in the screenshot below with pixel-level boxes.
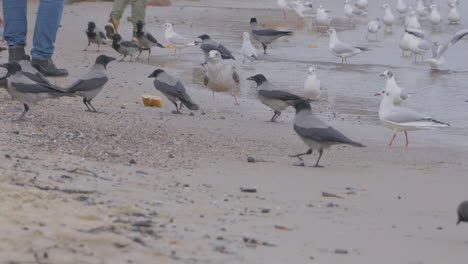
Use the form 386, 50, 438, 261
250, 17, 293, 54
457, 201, 468, 225
148, 69, 199, 114
246, 74, 302, 122
0, 62, 74, 120
85, 21, 107, 52
198, 34, 235, 64
135, 20, 165, 62
66, 55, 115, 112
18, 55, 57, 88
289, 99, 365, 167
112, 34, 140, 61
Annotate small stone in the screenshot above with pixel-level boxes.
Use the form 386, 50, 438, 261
240, 187, 257, 193
219, 116, 226, 119
293, 160, 305, 167
261, 208, 271, 213
129, 159, 137, 165
120, 105, 126, 109
326, 202, 337, 208
136, 170, 148, 175
189, 112, 195, 116
247, 156, 255, 163
168, 154, 175, 158
436, 226, 443, 230
4, 154, 11, 159
334, 249, 348, 254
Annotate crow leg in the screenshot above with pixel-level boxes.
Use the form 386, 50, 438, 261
147, 48, 151, 63
272, 111, 281, 122
314, 149, 324, 167
120, 55, 126, 61
270, 111, 278, 122
129, 55, 133, 62
17, 104, 29, 121
137, 49, 142, 59
97, 43, 100, 52
289, 148, 313, 161
83, 97, 93, 112
172, 101, 181, 114
262, 43, 267, 55
87, 98, 98, 112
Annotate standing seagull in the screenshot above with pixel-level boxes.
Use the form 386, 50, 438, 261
355, 0, 368, 10
289, 99, 365, 167
448, 3, 460, 24
396, 0, 408, 17
379, 70, 408, 105
316, 5, 332, 28
344, 0, 367, 21
303, 67, 321, 100
405, 28, 431, 62
66, 55, 115, 112
246, 74, 303, 122
457, 201, 468, 225
375, 86, 448, 147
0, 62, 73, 120
250, 17, 293, 55
84, 21, 107, 52
405, 10, 421, 29
328, 28, 368, 63
148, 69, 199, 114
240, 32, 258, 63
163, 23, 198, 55
367, 18, 381, 40
416, 0, 429, 18
135, 20, 165, 62
428, 5, 441, 26
111, 34, 139, 62
382, 4, 395, 32
198, 34, 235, 64
204, 50, 241, 105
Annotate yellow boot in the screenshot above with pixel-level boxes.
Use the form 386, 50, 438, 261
104, 17, 120, 39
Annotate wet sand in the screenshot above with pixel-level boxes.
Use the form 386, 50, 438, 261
0, 0, 468, 263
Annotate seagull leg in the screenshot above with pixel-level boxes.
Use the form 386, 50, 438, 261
388, 132, 397, 146
262, 43, 267, 55
314, 149, 324, 168
17, 104, 29, 121
83, 97, 93, 112
289, 148, 313, 160
233, 95, 240, 106
404, 131, 409, 147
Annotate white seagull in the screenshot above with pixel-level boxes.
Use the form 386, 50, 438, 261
303, 67, 321, 100
416, 0, 429, 18
344, 0, 367, 21
328, 28, 368, 63
379, 70, 408, 105
355, 0, 368, 10
396, 0, 408, 17
367, 18, 381, 40
375, 84, 449, 147
382, 4, 395, 32
448, 4, 461, 24
316, 5, 332, 27
240, 32, 257, 63
163, 23, 198, 55
428, 4, 442, 25
405, 10, 421, 29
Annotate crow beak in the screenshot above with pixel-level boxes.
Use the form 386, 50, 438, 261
246, 76, 254, 81
0, 63, 8, 69
374, 93, 382, 96
108, 57, 116, 61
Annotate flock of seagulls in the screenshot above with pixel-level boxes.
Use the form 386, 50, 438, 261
0, 0, 467, 167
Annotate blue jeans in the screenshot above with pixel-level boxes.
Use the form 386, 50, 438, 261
3, 0, 64, 59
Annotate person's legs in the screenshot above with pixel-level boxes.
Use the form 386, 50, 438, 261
30, 0, 68, 76
31, 0, 64, 59
131, 0, 147, 26
3, 0, 27, 61
105, 0, 131, 38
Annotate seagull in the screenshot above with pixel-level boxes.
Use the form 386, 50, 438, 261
198, 34, 235, 64
379, 70, 408, 105
67, 55, 116, 112
428, 4, 441, 25
344, 0, 367, 21
316, 5, 332, 27
250, 17, 293, 55
240, 32, 257, 63
405, 28, 431, 62
163, 23, 198, 55
111, 33, 139, 62
416, 0, 429, 18
355, 0, 368, 10
367, 18, 381, 40
457, 201, 468, 225
204, 50, 241, 105
84, 21, 107, 52
406, 28, 468, 68
303, 67, 321, 100
405, 10, 421, 29
289, 99, 365, 167
135, 20, 165, 62
148, 69, 199, 114
382, 4, 395, 32
328, 28, 368, 63
396, 0, 408, 17
0, 62, 73, 120
448, 4, 460, 24
447, 0, 460, 8
246, 74, 303, 122
375, 86, 449, 147
399, 30, 415, 56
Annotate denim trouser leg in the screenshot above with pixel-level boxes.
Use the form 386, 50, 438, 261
31, 0, 65, 59
3, 0, 28, 47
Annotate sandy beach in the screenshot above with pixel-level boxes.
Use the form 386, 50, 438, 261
0, 0, 467, 263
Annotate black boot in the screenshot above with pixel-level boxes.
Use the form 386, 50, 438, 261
31, 57, 68, 77
8, 46, 26, 62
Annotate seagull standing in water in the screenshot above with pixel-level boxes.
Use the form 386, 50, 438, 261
328, 28, 368, 63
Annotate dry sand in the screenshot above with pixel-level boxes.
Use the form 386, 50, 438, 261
0, 0, 467, 263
